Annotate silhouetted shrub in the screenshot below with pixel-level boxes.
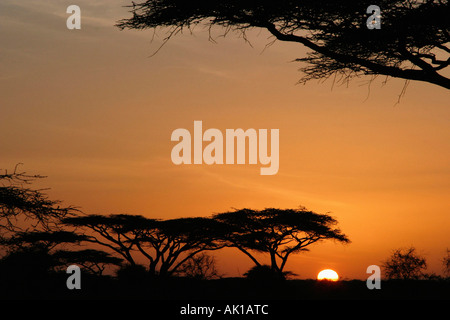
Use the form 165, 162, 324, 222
244, 265, 286, 281
0, 247, 55, 276
0, 246, 57, 295
177, 253, 222, 280
382, 247, 427, 280
115, 264, 148, 286
443, 249, 450, 277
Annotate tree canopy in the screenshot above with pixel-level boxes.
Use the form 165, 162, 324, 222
0, 166, 77, 246
382, 246, 428, 279
62, 214, 225, 276
117, 0, 450, 89
63, 209, 349, 277
213, 207, 350, 274
52, 249, 123, 275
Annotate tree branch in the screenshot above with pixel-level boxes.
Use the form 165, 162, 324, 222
262, 22, 450, 89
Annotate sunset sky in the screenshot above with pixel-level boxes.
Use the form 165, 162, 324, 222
1, 0, 449, 280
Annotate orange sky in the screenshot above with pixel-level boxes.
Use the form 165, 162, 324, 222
1, 0, 449, 280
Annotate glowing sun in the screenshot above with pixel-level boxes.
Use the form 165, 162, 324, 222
317, 269, 339, 281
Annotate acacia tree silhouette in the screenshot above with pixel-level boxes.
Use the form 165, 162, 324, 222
1, 230, 122, 275
62, 214, 150, 266
3, 230, 87, 253
150, 217, 225, 276
63, 214, 224, 277
382, 247, 428, 280
52, 249, 123, 275
0, 165, 77, 249
117, 0, 450, 89
213, 207, 350, 276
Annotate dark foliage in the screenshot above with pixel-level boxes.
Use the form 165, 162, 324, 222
0, 166, 77, 245
244, 264, 288, 281
213, 207, 349, 274
382, 247, 428, 280
117, 0, 450, 89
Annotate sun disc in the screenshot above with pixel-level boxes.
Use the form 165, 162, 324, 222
317, 269, 339, 281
